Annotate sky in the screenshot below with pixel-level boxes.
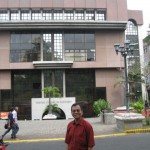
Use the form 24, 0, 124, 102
127, 0, 150, 38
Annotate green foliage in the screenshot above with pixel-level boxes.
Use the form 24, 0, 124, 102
130, 101, 144, 113
143, 35, 150, 45
43, 86, 61, 98
43, 104, 61, 114
93, 99, 111, 116
145, 118, 150, 125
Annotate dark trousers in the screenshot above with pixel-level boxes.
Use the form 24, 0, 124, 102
2, 124, 16, 138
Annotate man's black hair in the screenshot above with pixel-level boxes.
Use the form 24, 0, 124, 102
71, 102, 83, 111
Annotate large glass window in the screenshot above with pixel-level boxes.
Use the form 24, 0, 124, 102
64, 32, 95, 61
43, 33, 63, 61
43, 70, 63, 96
66, 69, 95, 102
125, 20, 142, 100
12, 70, 41, 119
0, 10, 8, 20
43, 33, 52, 61
10, 32, 41, 62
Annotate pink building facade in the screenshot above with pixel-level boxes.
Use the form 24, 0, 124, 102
0, 0, 143, 119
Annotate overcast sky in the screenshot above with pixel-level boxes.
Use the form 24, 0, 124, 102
127, 0, 150, 38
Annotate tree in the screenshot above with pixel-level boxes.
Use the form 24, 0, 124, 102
114, 58, 145, 103
42, 86, 61, 114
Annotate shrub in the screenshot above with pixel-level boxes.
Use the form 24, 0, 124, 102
93, 99, 111, 116
130, 101, 144, 113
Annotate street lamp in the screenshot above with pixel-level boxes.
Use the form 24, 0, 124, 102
114, 40, 135, 112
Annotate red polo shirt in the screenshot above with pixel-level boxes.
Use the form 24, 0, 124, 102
65, 118, 95, 150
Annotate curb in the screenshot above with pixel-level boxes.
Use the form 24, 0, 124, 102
125, 128, 150, 134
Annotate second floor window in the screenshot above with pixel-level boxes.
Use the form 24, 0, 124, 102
21, 10, 30, 20
0, 10, 8, 20
11, 10, 19, 20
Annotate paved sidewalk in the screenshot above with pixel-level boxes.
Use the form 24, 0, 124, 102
0, 117, 119, 140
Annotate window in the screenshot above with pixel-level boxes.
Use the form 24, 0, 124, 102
10, 32, 41, 62
66, 69, 95, 101
11, 10, 19, 20
43, 33, 63, 61
0, 9, 107, 21
96, 10, 105, 21
43, 33, 52, 61
64, 10, 74, 20
21, 10, 30, 20
125, 21, 138, 35
86, 10, 95, 20
43, 10, 52, 20
54, 34, 63, 61
75, 10, 84, 20
32, 10, 41, 20
43, 70, 63, 96
54, 10, 63, 20
0, 10, 8, 20
64, 32, 95, 61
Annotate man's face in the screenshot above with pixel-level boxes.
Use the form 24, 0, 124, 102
71, 105, 83, 120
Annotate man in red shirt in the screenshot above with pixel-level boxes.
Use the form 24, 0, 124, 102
65, 103, 95, 150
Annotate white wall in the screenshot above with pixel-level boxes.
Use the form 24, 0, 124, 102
31, 97, 75, 120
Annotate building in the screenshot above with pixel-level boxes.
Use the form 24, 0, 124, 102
143, 26, 150, 101
0, 0, 143, 119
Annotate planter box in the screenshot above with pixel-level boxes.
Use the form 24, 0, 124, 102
114, 113, 145, 131
100, 112, 116, 124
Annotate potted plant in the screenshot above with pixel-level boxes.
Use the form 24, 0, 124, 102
42, 86, 61, 119
93, 99, 112, 123
130, 101, 144, 113
93, 99, 111, 116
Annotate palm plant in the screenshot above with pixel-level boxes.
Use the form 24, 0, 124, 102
42, 86, 61, 115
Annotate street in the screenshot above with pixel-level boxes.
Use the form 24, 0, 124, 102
6, 133, 150, 150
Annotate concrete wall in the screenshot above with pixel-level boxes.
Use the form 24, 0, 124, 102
96, 69, 124, 108
0, 71, 11, 89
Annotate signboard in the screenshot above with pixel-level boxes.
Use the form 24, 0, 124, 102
0, 112, 8, 120
31, 97, 75, 120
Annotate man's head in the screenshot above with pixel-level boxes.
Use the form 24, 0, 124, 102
14, 106, 19, 112
71, 103, 83, 120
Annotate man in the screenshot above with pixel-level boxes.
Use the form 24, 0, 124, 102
12, 106, 19, 138
1, 107, 16, 139
65, 103, 95, 150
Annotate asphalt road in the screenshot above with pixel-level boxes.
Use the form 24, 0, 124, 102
6, 133, 150, 150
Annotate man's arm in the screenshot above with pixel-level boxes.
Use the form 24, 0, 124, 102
66, 144, 69, 150
88, 147, 93, 150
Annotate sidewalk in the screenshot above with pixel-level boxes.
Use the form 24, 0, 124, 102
0, 117, 120, 141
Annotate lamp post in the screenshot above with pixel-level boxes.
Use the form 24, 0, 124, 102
114, 41, 135, 112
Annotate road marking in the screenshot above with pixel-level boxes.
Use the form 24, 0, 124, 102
94, 133, 127, 138
5, 138, 65, 143
5, 133, 128, 143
